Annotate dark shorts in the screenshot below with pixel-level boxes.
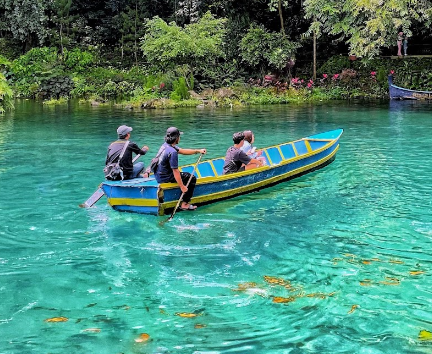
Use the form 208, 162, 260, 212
225, 166, 245, 174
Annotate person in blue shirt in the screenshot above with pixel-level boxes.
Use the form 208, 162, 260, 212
154, 127, 207, 211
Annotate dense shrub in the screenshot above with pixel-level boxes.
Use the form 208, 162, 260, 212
3, 43, 432, 106
317, 55, 351, 76
0, 73, 14, 113
63, 48, 97, 73
70, 76, 95, 98
39, 75, 74, 99
11, 47, 58, 80
170, 77, 190, 100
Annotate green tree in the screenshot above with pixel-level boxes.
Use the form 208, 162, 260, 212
51, 0, 73, 55
0, 0, 49, 51
116, 0, 148, 65
239, 24, 299, 75
304, 0, 432, 58
141, 12, 226, 82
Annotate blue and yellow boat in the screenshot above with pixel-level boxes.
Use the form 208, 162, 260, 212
101, 129, 343, 215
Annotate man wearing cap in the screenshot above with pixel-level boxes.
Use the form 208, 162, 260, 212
105, 125, 149, 180
154, 127, 206, 211
223, 132, 264, 174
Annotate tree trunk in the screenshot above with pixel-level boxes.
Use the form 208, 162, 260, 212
188, 0, 192, 22
60, 22, 64, 56
278, 0, 286, 36
313, 30, 316, 80
134, 0, 138, 66
121, 34, 124, 60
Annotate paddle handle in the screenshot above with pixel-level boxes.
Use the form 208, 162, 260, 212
168, 153, 204, 221
132, 154, 141, 163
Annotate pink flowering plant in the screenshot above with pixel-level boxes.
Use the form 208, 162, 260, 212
290, 77, 303, 89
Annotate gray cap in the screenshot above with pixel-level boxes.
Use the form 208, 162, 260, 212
117, 125, 133, 137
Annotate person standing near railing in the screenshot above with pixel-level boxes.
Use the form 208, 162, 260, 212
397, 32, 403, 57
403, 35, 408, 56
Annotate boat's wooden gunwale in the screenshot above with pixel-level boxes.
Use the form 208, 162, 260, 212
163, 136, 338, 187
158, 145, 340, 214
178, 137, 334, 172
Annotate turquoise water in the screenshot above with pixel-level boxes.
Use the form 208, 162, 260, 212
1, 100, 432, 353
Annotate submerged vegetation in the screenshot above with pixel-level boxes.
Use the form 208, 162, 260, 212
0, 1, 431, 112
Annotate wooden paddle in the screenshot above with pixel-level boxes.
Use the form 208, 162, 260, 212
167, 153, 203, 221
80, 153, 143, 208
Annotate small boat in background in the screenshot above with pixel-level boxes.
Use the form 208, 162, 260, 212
101, 129, 344, 215
388, 75, 432, 100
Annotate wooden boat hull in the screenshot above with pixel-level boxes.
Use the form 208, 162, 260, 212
388, 75, 432, 100
101, 129, 344, 215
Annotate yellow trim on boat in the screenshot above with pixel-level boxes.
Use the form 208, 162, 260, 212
107, 198, 159, 207
304, 140, 312, 152
276, 146, 284, 158
292, 142, 299, 156
264, 149, 273, 165
160, 145, 339, 209
178, 136, 334, 172
158, 139, 337, 186
209, 161, 218, 176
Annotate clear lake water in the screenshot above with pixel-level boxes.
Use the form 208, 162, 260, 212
1, 100, 432, 353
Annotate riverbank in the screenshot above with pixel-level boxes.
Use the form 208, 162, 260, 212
73, 83, 390, 109
2, 48, 432, 112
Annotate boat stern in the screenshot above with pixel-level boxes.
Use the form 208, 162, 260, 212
101, 177, 162, 215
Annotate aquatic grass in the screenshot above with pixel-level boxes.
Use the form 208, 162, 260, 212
42, 97, 68, 105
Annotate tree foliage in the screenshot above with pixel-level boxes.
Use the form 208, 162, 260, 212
239, 24, 300, 73
141, 11, 226, 77
0, 0, 49, 49
0, 0, 431, 106
304, 0, 432, 58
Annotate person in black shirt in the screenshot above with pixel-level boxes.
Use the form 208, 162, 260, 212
105, 125, 149, 180
154, 127, 206, 210
223, 132, 264, 174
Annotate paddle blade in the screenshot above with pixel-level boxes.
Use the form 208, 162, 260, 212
80, 187, 105, 208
